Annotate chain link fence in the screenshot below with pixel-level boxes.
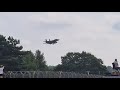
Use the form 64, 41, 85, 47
3, 71, 104, 78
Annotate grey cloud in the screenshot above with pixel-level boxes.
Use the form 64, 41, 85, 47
28, 21, 72, 31
112, 22, 120, 31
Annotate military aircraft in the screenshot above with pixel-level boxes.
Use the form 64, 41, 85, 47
44, 39, 59, 45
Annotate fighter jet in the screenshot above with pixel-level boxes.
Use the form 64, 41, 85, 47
44, 39, 59, 45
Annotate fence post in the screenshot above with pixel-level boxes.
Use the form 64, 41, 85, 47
86, 71, 90, 75
21, 71, 24, 78
59, 71, 62, 78
32, 71, 35, 78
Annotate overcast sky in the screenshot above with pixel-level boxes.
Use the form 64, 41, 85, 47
1, 12, 120, 66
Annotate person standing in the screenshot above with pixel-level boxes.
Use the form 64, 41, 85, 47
112, 59, 119, 69
0, 65, 4, 78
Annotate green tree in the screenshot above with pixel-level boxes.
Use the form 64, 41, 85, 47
54, 51, 107, 74
35, 50, 48, 71
21, 50, 48, 71
48, 65, 55, 71
0, 35, 28, 71
21, 51, 37, 71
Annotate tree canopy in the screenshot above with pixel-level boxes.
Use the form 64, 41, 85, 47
0, 35, 29, 71
0, 34, 47, 71
19, 50, 48, 71
35, 50, 48, 70
54, 51, 107, 74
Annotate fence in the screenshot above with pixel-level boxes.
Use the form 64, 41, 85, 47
4, 71, 104, 78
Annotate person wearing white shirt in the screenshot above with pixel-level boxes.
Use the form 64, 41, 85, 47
112, 59, 120, 70
0, 65, 4, 78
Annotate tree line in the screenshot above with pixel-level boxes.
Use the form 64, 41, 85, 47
0, 34, 108, 74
